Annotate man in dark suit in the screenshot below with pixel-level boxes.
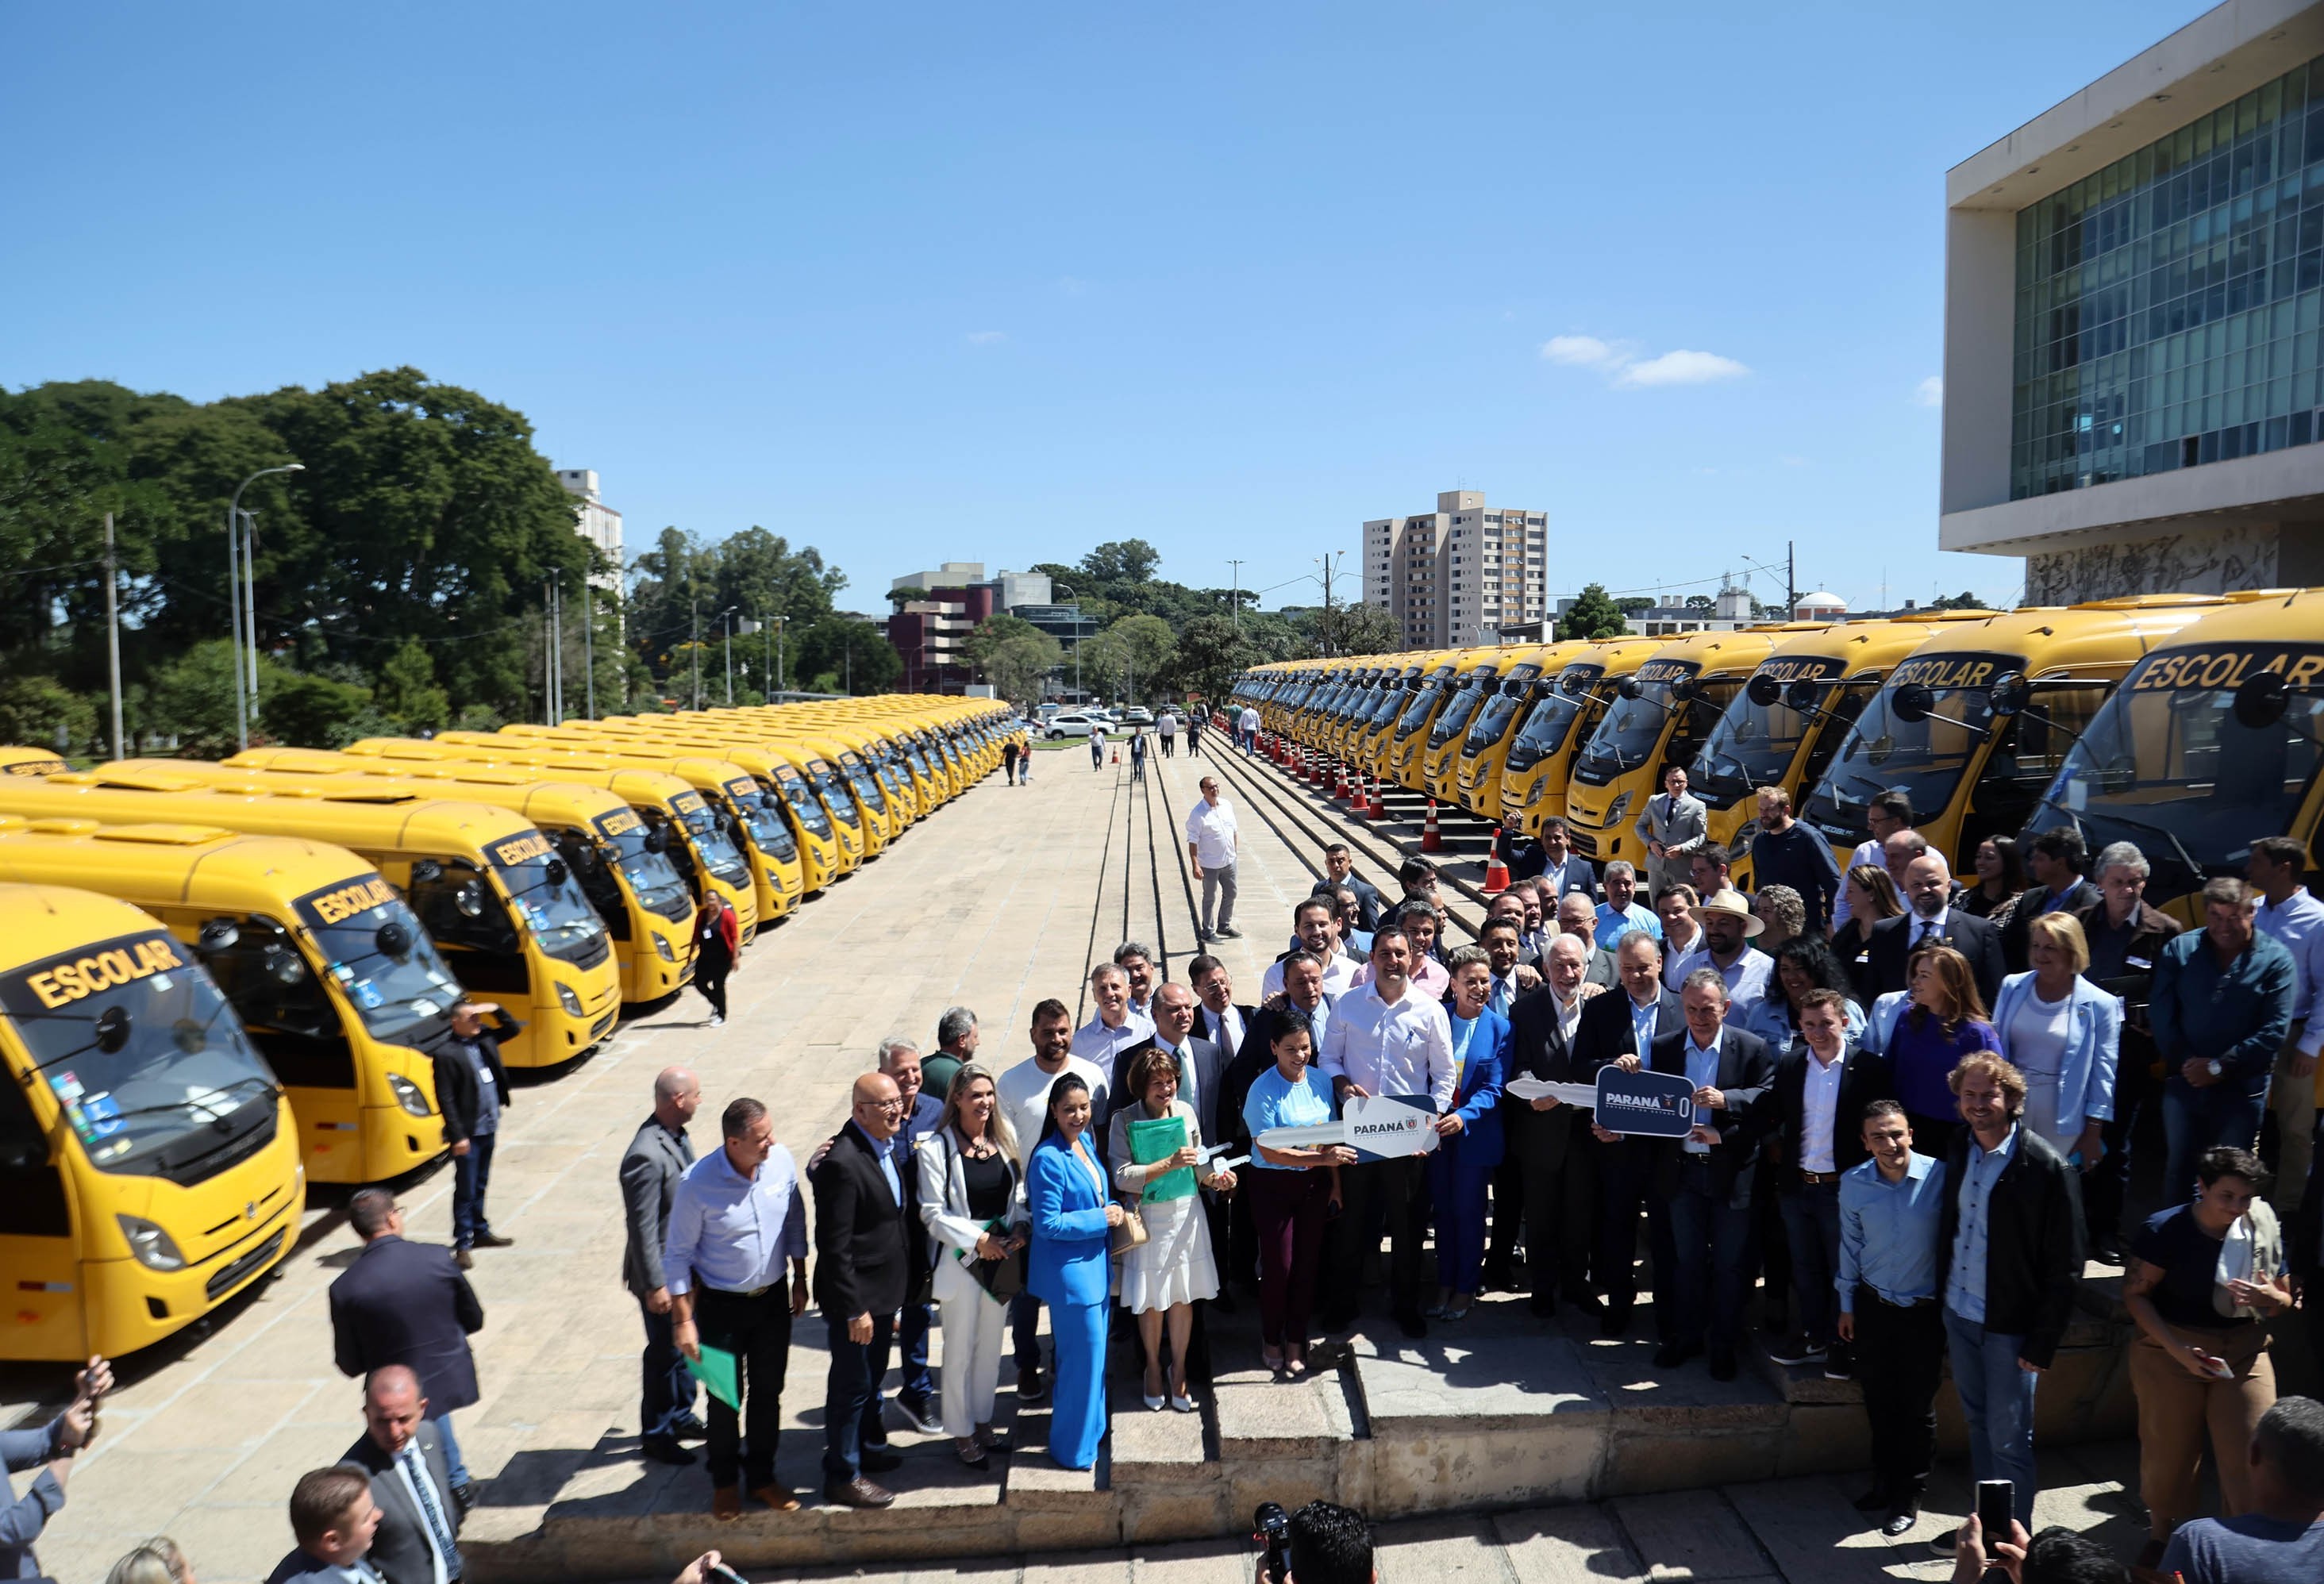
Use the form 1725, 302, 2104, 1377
1111, 983, 1225, 1141
811, 1073, 913, 1509
874, 1039, 945, 1437
429, 1001, 514, 1272
1191, 955, 1260, 1289
1998, 827, 2102, 974
1555, 894, 1621, 990
1500, 934, 1606, 1317
621, 1067, 704, 1467
1596, 967, 1774, 1380
1190, 954, 1255, 1076
267, 1467, 385, 1584
339, 1366, 461, 1584
1868, 852, 2005, 1009
330, 1189, 485, 1508
1765, 994, 1894, 1374
1576, 932, 1685, 1336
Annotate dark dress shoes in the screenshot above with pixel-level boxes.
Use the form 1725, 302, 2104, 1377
472, 1231, 515, 1248
1708, 1349, 1737, 1382
641, 1437, 695, 1467
1880, 1501, 1920, 1538
860, 1448, 903, 1474
670, 1413, 710, 1441
825, 1476, 895, 1509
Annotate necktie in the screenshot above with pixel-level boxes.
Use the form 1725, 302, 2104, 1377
403, 1444, 460, 1580
1915, 920, 1936, 947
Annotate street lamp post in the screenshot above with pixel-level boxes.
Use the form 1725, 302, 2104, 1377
227, 463, 303, 748
721, 607, 737, 704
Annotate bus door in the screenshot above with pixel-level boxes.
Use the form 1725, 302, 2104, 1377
384, 855, 532, 999
0, 1065, 79, 1357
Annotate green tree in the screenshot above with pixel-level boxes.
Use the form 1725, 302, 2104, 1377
1685, 594, 1716, 612
793, 616, 900, 695
1168, 616, 1261, 704
964, 615, 1062, 706
267, 671, 375, 748
373, 639, 451, 732
1079, 539, 1161, 585
1614, 596, 1654, 616
1106, 613, 1176, 702
1557, 583, 1629, 641
0, 675, 97, 755
1305, 600, 1399, 659
1929, 590, 1992, 611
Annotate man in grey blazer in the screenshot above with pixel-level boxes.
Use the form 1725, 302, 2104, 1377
622, 1067, 705, 1467
340, 1366, 461, 1584
1633, 765, 1708, 900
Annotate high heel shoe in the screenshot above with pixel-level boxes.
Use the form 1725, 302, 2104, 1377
1142, 1374, 1167, 1411
1168, 1371, 1195, 1413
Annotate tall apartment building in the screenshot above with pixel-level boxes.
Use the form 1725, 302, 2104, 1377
554, 469, 625, 588
1363, 490, 1549, 649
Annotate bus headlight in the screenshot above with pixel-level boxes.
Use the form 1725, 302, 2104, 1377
1605, 792, 1634, 823
557, 982, 584, 1017
1730, 820, 1760, 852
1525, 781, 1545, 807
117, 1214, 186, 1271
386, 1073, 434, 1117
654, 934, 676, 962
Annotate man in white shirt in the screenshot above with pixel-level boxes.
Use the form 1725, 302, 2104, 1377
1671, 890, 1774, 1026
2249, 835, 2324, 1210
1833, 791, 1914, 932
1071, 963, 1153, 1074
1319, 927, 1456, 1338
1238, 705, 1261, 752
997, 999, 1110, 1404
1263, 897, 1360, 1000
1186, 776, 1241, 940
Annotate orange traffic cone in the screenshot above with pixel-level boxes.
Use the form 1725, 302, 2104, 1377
1482, 844, 1510, 894
1366, 775, 1386, 818
1420, 798, 1443, 852
1333, 763, 1349, 802
1111, 746, 1120, 764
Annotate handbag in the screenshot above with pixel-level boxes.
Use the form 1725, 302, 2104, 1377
1108, 1201, 1149, 1260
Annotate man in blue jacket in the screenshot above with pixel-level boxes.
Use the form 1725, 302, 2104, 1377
2153, 877, 2298, 1209
0, 1356, 106, 1579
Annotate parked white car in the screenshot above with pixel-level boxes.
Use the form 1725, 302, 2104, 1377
1044, 711, 1107, 740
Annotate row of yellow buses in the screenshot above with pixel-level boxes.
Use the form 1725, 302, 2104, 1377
1233, 589, 2322, 918
0, 695, 1022, 1364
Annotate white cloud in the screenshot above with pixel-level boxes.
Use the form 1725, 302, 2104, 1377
1915, 375, 1944, 407
1540, 334, 1621, 367
1540, 333, 1748, 389
964, 329, 1006, 346
1613, 349, 1749, 388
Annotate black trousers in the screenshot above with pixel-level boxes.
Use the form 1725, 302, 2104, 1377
695, 951, 731, 1019
1326, 1157, 1431, 1322
1852, 1287, 1945, 1503
1506, 1119, 1596, 1309
693, 1285, 791, 1490
1595, 1142, 1653, 1319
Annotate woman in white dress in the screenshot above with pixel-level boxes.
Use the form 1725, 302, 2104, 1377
1107, 1044, 1237, 1411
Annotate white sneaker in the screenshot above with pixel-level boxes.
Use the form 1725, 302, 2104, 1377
706, 1014, 724, 1027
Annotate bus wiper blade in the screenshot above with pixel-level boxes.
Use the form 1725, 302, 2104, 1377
2044, 796, 2205, 884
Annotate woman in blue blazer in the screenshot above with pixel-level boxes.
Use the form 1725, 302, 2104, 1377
1428, 948, 1509, 1321
1025, 1073, 1123, 1470
1991, 913, 2123, 1168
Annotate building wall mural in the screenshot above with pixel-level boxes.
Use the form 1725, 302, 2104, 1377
2025, 524, 2278, 602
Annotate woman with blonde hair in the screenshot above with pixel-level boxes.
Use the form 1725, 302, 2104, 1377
1992, 913, 2123, 1169
106, 1539, 193, 1584
914, 1061, 1027, 1467
1886, 944, 1999, 1159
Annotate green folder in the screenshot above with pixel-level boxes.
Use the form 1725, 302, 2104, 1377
694, 1343, 741, 1411
1128, 1114, 1195, 1203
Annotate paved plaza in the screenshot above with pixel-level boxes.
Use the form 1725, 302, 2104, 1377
3, 742, 2162, 1583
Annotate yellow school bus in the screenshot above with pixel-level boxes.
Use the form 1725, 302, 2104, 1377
202, 753, 698, 1002
0, 767, 622, 1067
1423, 651, 1514, 804
556, 721, 869, 879
1352, 659, 1424, 780
1497, 636, 1670, 836
0, 883, 306, 1360
2019, 588, 2324, 921
1387, 650, 1481, 793
0, 748, 71, 777
1798, 595, 2262, 876
1456, 642, 1587, 821
339, 740, 761, 944
0, 820, 454, 1182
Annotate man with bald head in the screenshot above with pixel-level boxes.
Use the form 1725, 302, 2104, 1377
812, 1074, 914, 1509
340, 1365, 461, 1584
624, 1067, 706, 1466
1499, 933, 1607, 1313
1868, 851, 2005, 1007
1557, 892, 1620, 989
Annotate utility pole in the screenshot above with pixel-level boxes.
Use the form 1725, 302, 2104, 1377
225, 463, 302, 749
1786, 540, 1797, 622
1227, 559, 1244, 632
722, 607, 737, 704
690, 594, 702, 711
582, 578, 595, 720
240, 510, 261, 698
103, 513, 123, 759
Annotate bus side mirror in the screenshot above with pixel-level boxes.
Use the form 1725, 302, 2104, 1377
1891, 682, 1936, 724
644, 829, 669, 854
263, 944, 308, 986
198, 918, 241, 952
2234, 671, 2291, 729
375, 921, 414, 957
1617, 677, 1644, 701
544, 858, 569, 888
1745, 674, 1782, 707
95, 1005, 132, 1054
1784, 679, 1822, 712
1668, 677, 1696, 702
455, 882, 487, 919
413, 859, 444, 883
1987, 673, 2030, 717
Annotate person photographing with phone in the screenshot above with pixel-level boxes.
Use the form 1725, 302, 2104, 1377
1, 1353, 111, 1578
2122, 1146, 2291, 1568
1252, 1498, 1376, 1584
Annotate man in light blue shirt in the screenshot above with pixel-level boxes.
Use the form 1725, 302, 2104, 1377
1596, 861, 1663, 948
664, 1097, 809, 1517
1671, 890, 1774, 1027
1071, 962, 1154, 1068
1836, 1101, 1949, 1534
2250, 836, 2324, 1212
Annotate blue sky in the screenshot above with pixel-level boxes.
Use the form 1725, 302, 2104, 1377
2, 2, 2212, 618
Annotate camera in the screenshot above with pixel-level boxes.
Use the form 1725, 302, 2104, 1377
1252, 1501, 1290, 1582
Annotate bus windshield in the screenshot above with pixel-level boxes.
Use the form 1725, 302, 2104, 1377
292, 878, 467, 1047
671, 792, 753, 886
1506, 668, 1602, 774
1578, 661, 1700, 781
1693, 664, 1845, 809
808, 762, 862, 825
723, 781, 798, 864
591, 809, 692, 919
1396, 675, 1452, 736
1428, 678, 1494, 749
2026, 643, 2324, 898
484, 831, 612, 960
1465, 669, 1541, 755
775, 770, 833, 837
839, 754, 890, 814
2, 930, 280, 1181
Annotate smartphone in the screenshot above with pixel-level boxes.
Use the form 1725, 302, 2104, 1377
710, 1564, 752, 1584
1976, 1479, 2014, 1542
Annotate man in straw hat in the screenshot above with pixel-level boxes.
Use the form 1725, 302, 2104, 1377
1669, 890, 1773, 1028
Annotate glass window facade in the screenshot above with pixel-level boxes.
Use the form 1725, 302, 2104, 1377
2011, 56, 2324, 500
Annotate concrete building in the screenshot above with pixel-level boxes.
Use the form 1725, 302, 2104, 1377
1555, 582, 1754, 638
1793, 590, 1848, 621
555, 468, 625, 586
1941, 0, 2324, 599
885, 562, 1063, 693
1364, 490, 1548, 649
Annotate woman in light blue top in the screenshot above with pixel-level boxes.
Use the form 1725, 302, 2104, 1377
1742, 936, 1867, 1055
1242, 1007, 1353, 1379
1025, 1074, 1124, 1469
1993, 911, 2122, 1168
1428, 949, 1508, 1321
